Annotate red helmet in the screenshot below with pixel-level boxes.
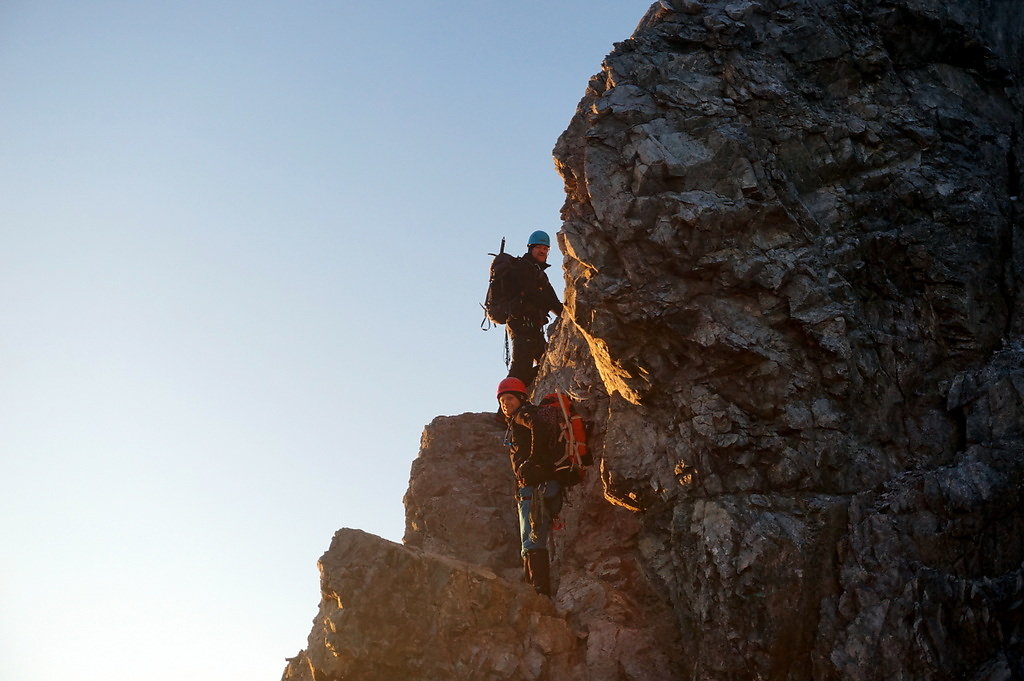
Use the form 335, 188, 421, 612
496, 377, 528, 400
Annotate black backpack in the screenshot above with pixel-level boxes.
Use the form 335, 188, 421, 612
482, 238, 517, 326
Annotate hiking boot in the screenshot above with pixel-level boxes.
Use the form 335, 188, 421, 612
525, 548, 551, 597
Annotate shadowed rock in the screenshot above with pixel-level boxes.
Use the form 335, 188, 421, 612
549, 0, 1024, 678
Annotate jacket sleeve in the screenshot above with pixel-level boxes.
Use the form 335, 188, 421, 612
519, 263, 563, 317
539, 279, 563, 315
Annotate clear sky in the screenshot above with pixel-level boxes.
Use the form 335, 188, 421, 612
0, 2, 649, 680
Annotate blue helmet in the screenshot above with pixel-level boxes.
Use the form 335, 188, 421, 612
527, 230, 550, 247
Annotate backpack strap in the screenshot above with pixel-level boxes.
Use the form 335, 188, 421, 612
553, 388, 579, 473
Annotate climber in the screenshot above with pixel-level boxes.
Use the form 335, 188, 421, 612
496, 376, 564, 597
504, 230, 563, 389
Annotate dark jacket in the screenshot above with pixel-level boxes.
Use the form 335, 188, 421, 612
506, 403, 563, 487
508, 254, 563, 325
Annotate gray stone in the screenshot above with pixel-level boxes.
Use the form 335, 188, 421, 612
285, 1, 1024, 679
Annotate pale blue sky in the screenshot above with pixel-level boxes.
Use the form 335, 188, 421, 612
0, 2, 648, 679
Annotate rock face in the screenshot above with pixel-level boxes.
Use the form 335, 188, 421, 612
403, 413, 522, 581
551, 1, 1023, 679
284, 2, 1023, 680
281, 528, 582, 681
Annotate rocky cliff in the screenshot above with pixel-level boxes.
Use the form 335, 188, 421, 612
283, 1, 1024, 679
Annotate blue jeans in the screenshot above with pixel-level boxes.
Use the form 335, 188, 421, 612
516, 481, 562, 556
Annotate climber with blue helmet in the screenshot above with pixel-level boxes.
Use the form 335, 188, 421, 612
503, 230, 563, 388
527, 230, 550, 248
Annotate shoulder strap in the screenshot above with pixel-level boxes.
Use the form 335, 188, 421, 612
553, 388, 578, 471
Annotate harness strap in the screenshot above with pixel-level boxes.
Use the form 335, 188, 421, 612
528, 482, 552, 545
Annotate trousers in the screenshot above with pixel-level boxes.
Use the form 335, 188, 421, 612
507, 317, 546, 387
516, 481, 562, 556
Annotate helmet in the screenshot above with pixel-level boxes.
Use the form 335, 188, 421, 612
527, 230, 550, 247
496, 377, 528, 400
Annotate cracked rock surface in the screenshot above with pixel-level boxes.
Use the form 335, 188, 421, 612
285, 2, 1023, 679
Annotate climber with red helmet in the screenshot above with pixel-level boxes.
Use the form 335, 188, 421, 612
504, 230, 563, 388
496, 376, 564, 597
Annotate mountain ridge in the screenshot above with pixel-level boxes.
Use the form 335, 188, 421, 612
284, 1, 1023, 678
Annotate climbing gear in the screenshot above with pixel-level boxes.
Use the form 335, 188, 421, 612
517, 483, 562, 541
550, 389, 592, 467
538, 390, 593, 487
528, 481, 553, 544
504, 326, 511, 369
481, 237, 517, 328
497, 376, 528, 400
527, 230, 550, 247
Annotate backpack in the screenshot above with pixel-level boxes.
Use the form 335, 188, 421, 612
539, 390, 592, 487
482, 238, 517, 327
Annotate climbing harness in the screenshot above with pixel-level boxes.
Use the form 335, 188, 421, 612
528, 482, 553, 545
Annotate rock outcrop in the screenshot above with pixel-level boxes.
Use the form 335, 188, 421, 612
285, 2, 1023, 680
403, 413, 522, 580
281, 528, 582, 681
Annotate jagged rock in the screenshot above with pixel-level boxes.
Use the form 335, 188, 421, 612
404, 410, 687, 681
282, 529, 582, 681
547, 0, 1024, 678
402, 412, 521, 581
286, 1, 1024, 680
288, 409, 685, 681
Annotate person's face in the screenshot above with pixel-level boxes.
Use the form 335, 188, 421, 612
498, 393, 523, 418
530, 244, 550, 263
